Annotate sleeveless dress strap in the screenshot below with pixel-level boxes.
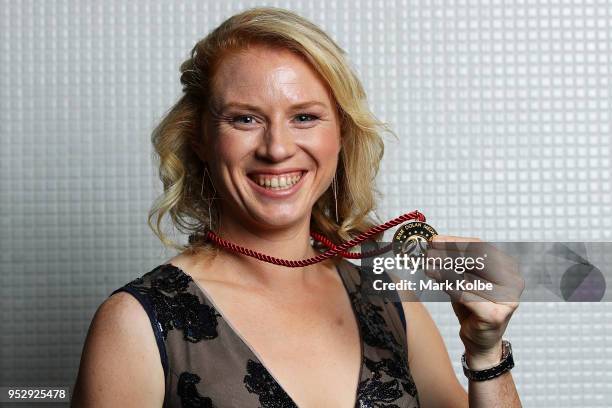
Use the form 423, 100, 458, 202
377, 268, 408, 333
110, 281, 170, 379
393, 301, 407, 333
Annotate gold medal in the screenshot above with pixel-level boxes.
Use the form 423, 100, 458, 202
392, 221, 438, 256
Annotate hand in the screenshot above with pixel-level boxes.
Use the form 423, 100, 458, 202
424, 235, 525, 369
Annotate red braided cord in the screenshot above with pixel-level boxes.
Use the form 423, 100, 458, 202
204, 210, 426, 267
309, 232, 393, 259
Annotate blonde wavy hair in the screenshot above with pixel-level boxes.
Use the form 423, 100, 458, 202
148, 6, 394, 255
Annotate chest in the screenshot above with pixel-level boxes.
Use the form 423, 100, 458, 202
195, 280, 363, 408
152, 264, 420, 408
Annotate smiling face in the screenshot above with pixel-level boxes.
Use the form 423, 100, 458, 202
202, 43, 342, 233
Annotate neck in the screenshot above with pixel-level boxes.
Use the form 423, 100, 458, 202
210, 212, 330, 288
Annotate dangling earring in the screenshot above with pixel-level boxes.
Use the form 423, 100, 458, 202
201, 165, 217, 231
331, 174, 339, 223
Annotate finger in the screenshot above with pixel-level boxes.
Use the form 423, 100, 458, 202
424, 267, 520, 305
425, 243, 523, 288
431, 235, 481, 244
429, 235, 481, 255
451, 300, 471, 324
424, 266, 520, 325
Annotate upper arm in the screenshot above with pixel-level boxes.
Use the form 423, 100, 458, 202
71, 291, 165, 408
402, 299, 468, 408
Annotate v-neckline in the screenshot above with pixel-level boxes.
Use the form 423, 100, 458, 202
166, 260, 365, 408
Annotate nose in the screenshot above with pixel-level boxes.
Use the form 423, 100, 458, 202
255, 120, 297, 162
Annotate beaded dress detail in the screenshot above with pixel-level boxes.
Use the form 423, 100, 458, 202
110, 258, 420, 407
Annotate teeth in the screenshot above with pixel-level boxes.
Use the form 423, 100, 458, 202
254, 172, 303, 190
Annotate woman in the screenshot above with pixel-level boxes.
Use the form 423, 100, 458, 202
72, 7, 522, 407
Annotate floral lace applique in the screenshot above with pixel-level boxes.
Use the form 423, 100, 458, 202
177, 371, 215, 408
350, 267, 420, 406
243, 359, 298, 408
356, 371, 404, 408
127, 265, 221, 342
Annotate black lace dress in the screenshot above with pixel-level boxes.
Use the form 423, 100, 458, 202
110, 258, 420, 407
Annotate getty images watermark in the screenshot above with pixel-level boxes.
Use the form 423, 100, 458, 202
372, 251, 491, 292
358, 241, 610, 302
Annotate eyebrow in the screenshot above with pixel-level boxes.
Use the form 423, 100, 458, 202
218, 100, 328, 112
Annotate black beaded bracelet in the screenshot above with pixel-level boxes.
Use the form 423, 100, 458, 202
461, 340, 514, 381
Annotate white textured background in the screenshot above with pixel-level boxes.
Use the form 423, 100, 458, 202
1, 1, 611, 406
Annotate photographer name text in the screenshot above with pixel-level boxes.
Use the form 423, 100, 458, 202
373, 279, 493, 291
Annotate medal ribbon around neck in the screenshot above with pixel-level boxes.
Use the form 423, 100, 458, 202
204, 210, 435, 267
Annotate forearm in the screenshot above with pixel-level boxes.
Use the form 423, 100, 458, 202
468, 371, 521, 407
465, 341, 521, 407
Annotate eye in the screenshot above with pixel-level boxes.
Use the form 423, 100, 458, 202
232, 115, 256, 125
294, 113, 319, 122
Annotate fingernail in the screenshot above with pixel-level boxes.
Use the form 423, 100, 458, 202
425, 269, 441, 280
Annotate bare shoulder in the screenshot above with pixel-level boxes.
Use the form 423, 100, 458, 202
71, 291, 165, 408
401, 299, 468, 407
167, 247, 218, 278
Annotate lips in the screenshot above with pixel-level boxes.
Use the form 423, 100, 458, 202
246, 170, 307, 196
248, 171, 304, 190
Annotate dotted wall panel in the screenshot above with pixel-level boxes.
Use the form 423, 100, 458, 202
1, 1, 611, 406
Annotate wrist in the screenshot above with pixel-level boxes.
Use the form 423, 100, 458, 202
462, 339, 515, 381
464, 340, 503, 370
